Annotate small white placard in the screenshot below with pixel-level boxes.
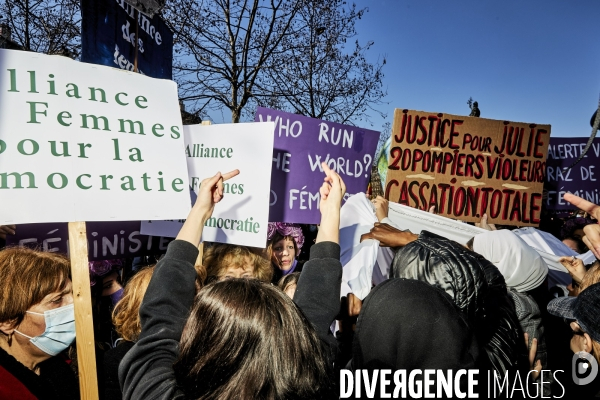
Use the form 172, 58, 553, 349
141, 122, 274, 248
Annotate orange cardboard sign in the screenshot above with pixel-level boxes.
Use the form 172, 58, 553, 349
385, 109, 551, 226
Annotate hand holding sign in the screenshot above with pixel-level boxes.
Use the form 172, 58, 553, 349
564, 193, 600, 258
177, 169, 240, 246
360, 223, 418, 248
372, 196, 389, 222
558, 256, 586, 285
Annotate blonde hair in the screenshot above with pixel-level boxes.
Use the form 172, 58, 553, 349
0, 247, 70, 328
579, 261, 600, 293
112, 266, 155, 342
201, 244, 272, 283
592, 340, 600, 365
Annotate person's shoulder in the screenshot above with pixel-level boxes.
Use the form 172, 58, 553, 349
38, 354, 80, 399
104, 341, 135, 366
39, 354, 77, 378
296, 260, 306, 271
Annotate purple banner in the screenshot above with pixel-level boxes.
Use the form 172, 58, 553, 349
545, 137, 600, 210
255, 107, 380, 224
6, 221, 173, 261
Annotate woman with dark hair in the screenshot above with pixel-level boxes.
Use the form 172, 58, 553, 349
277, 271, 301, 298
120, 163, 345, 399
174, 279, 332, 398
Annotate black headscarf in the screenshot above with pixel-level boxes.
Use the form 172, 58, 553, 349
352, 278, 480, 372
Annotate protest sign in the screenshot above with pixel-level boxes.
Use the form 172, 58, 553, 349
255, 107, 380, 224
0, 49, 191, 225
141, 122, 275, 248
544, 137, 600, 210
6, 221, 173, 261
385, 109, 551, 226
81, 0, 173, 79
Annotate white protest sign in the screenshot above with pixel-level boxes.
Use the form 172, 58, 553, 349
141, 122, 275, 248
0, 49, 191, 224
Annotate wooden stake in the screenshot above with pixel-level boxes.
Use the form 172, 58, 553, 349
134, 10, 139, 73
68, 221, 99, 400
196, 242, 204, 266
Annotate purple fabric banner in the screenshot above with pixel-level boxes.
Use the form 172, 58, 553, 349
544, 137, 600, 210
6, 221, 173, 261
255, 107, 380, 224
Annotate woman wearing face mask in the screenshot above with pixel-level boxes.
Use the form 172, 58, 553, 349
0, 247, 79, 399
267, 223, 305, 283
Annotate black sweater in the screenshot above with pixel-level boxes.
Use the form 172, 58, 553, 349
119, 239, 342, 400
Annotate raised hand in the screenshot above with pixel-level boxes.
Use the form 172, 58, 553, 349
177, 169, 240, 246
195, 170, 240, 223
564, 193, 600, 258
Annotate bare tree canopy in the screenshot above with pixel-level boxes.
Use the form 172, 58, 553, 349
165, 0, 386, 124
163, 0, 306, 123
259, 0, 387, 125
2, 0, 386, 124
0, 0, 80, 57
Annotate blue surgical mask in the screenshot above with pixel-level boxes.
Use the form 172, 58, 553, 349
14, 303, 76, 356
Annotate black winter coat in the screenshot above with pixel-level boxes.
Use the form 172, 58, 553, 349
391, 230, 525, 376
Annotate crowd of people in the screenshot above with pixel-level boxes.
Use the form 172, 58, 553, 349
0, 163, 599, 399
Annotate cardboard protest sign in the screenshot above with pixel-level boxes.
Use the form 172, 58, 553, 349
255, 107, 380, 224
0, 49, 191, 224
82, 0, 173, 79
385, 109, 551, 226
545, 137, 600, 210
141, 122, 274, 248
6, 221, 173, 261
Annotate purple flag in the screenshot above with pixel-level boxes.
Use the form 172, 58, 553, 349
255, 107, 380, 224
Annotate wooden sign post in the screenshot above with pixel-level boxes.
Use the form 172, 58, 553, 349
68, 222, 99, 400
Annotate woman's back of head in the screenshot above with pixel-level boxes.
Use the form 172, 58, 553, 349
174, 278, 334, 400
